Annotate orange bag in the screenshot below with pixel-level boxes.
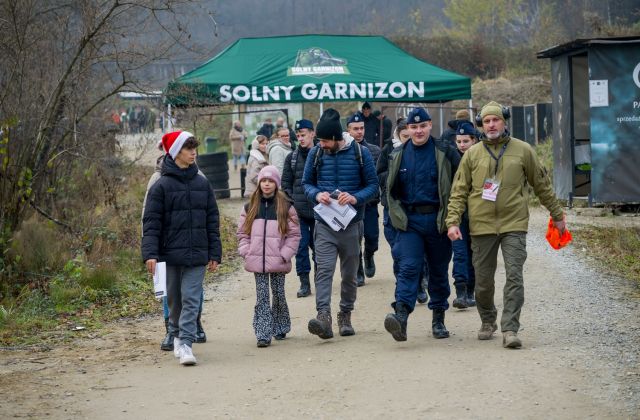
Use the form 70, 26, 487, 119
545, 217, 572, 250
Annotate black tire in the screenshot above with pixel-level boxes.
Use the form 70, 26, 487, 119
209, 180, 229, 190
214, 189, 230, 199
197, 152, 228, 167
205, 173, 229, 184
198, 161, 228, 172
201, 167, 229, 178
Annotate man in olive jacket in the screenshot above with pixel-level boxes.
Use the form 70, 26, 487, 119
446, 101, 566, 349
384, 107, 460, 342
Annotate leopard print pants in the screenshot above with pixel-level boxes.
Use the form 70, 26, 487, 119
253, 272, 291, 342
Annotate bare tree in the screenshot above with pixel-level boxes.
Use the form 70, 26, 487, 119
0, 0, 203, 259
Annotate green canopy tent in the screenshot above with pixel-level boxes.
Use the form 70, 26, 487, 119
165, 34, 471, 106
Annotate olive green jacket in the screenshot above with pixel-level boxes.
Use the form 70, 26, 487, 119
446, 134, 563, 235
386, 139, 455, 233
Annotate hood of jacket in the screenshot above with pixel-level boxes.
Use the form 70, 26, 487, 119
249, 148, 267, 162
267, 139, 292, 154
161, 155, 198, 180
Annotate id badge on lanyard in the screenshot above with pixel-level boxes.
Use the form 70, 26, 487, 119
482, 141, 509, 202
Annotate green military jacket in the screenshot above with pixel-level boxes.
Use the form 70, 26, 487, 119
386, 139, 454, 233
446, 134, 563, 236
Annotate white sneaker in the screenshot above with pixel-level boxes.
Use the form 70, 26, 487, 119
179, 344, 196, 365
173, 337, 181, 358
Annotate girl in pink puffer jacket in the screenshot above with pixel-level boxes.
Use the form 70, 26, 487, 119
237, 165, 301, 348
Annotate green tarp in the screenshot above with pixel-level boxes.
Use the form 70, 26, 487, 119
165, 35, 471, 106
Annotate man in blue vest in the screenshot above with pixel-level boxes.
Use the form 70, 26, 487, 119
383, 107, 460, 342
302, 109, 378, 339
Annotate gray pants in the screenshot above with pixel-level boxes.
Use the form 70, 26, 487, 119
313, 221, 362, 313
166, 265, 206, 347
471, 232, 527, 333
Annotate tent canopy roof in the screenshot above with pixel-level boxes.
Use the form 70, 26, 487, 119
536, 36, 640, 59
165, 34, 471, 106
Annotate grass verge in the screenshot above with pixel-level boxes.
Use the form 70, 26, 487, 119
572, 225, 640, 286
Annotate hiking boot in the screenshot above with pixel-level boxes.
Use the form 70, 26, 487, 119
296, 273, 311, 298
356, 257, 365, 287
452, 284, 469, 309
274, 333, 286, 340
257, 339, 271, 347
308, 311, 333, 339
337, 311, 355, 336
364, 252, 376, 278
179, 344, 197, 365
161, 318, 174, 351
195, 313, 207, 343
503, 331, 522, 349
173, 337, 182, 358
466, 290, 476, 307
477, 322, 498, 340
432, 308, 450, 339
384, 302, 409, 342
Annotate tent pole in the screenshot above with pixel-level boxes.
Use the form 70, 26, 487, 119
167, 104, 173, 131
319, 102, 323, 117
439, 103, 444, 138
469, 99, 474, 121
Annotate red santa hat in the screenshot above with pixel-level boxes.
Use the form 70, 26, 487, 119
161, 131, 194, 160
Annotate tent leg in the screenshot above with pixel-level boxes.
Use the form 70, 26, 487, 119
319, 102, 323, 117
167, 104, 173, 131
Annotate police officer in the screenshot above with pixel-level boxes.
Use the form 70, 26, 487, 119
346, 112, 381, 285
383, 107, 460, 342
281, 119, 317, 297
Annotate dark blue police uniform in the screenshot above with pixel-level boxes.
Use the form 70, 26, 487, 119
392, 139, 451, 312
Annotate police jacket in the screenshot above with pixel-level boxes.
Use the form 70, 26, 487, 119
302, 138, 379, 226
386, 136, 460, 233
282, 147, 315, 221
446, 133, 563, 235
363, 114, 379, 145
142, 155, 222, 266
353, 136, 381, 206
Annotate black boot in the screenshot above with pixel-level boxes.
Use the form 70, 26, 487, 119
384, 302, 409, 341
356, 253, 365, 287
466, 289, 476, 307
432, 308, 450, 339
364, 252, 376, 278
297, 273, 311, 298
160, 318, 173, 351
195, 312, 207, 343
452, 283, 469, 309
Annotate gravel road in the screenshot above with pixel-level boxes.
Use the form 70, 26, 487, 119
0, 164, 638, 419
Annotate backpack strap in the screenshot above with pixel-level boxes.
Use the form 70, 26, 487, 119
354, 141, 364, 167
290, 148, 300, 172
313, 147, 324, 168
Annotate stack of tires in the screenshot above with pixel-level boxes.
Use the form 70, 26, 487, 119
197, 152, 230, 199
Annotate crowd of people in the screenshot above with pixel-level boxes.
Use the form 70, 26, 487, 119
111, 106, 157, 134
141, 100, 566, 366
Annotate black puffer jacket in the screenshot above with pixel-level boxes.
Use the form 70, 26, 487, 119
142, 155, 222, 266
282, 147, 314, 221
359, 140, 382, 206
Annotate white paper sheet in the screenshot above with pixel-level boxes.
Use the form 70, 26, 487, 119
153, 261, 166, 298
313, 199, 357, 231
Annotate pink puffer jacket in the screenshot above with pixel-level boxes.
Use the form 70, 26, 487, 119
237, 197, 301, 273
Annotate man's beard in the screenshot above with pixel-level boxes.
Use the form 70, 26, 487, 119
485, 130, 503, 140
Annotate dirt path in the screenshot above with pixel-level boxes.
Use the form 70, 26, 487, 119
1, 168, 639, 419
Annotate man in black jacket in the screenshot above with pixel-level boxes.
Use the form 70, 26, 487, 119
282, 119, 316, 298
142, 131, 222, 366
346, 112, 381, 286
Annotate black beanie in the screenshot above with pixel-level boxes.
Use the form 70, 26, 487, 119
316, 108, 343, 141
